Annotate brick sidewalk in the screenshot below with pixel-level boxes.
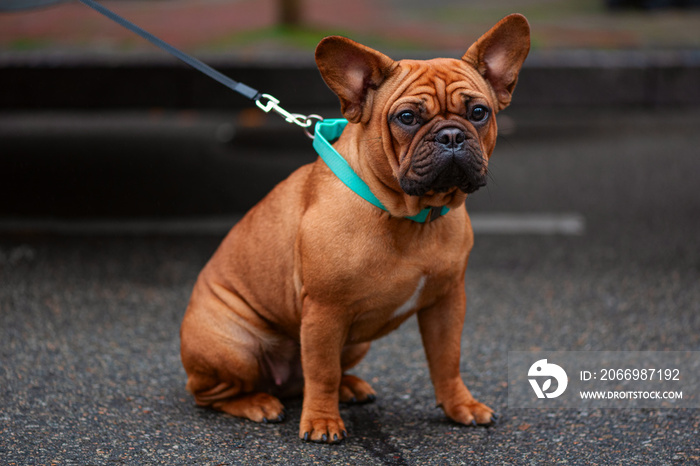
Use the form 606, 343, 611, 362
2, 0, 700, 55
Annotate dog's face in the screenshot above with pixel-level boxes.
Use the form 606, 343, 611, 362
386, 58, 498, 197
315, 14, 530, 206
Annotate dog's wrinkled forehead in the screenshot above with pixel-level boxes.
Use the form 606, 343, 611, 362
389, 58, 495, 116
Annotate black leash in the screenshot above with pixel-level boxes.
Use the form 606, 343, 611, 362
78, 0, 260, 101
76, 0, 322, 135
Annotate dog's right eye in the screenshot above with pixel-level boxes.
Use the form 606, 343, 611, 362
397, 111, 417, 126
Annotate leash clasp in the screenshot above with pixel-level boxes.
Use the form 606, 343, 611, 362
255, 94, 323, 139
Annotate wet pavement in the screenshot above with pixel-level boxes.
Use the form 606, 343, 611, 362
1, 107, 700, 464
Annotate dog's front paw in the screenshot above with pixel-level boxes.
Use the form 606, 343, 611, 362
443, 399, 496, 426
299, 415, 347, 444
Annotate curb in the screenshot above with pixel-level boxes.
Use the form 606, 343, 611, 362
2, 50, 700, 110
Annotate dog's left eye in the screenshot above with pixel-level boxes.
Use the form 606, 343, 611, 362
469, 105, 489, 123
398, 111, 417, 126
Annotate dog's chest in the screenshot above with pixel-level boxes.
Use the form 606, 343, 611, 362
390, 274, 427, 321
299, 208, 472, 342
346, 270, 449, 343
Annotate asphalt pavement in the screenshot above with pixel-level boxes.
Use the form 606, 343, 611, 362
1, 108, 700, 464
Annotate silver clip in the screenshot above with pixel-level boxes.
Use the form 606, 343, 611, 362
255, 94, 323, 139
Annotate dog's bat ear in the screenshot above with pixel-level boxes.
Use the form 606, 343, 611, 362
316, 36, 395, 123
462, 14, 530, 112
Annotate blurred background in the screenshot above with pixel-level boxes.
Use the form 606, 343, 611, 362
2, 3, 700, 463
3, 0, 700, 53
1, 0, 699, 222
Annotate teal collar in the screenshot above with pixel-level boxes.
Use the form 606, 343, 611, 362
312, 119, 449, 223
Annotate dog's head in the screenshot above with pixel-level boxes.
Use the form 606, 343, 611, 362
315, 14, 530, 210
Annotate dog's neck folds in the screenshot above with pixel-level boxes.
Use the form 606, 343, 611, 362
312, 119, 449, 223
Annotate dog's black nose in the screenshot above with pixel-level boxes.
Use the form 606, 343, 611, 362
436, 127, 466, 149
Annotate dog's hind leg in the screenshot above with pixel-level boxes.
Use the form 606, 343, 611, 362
185, 370, 286, 423
180, 290, 288, 424
339, 343, 376, 403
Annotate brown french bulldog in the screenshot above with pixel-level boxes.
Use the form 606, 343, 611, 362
180, 14, 530, 443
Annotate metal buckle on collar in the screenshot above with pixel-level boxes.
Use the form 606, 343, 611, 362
428, 206, 445, 222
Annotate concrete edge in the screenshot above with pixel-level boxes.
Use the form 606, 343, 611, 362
2, 49, 700, 109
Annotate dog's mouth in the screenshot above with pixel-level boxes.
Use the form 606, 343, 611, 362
427, 162, 487, 194
398, 126, 487, 197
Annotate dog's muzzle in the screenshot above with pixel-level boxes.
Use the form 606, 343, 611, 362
399, 125, 487, 197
